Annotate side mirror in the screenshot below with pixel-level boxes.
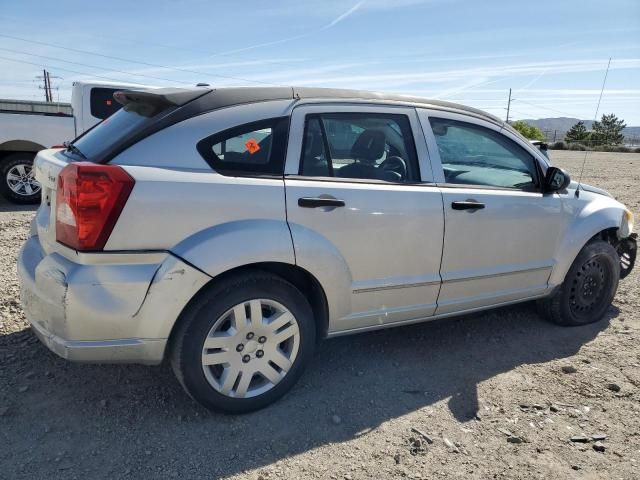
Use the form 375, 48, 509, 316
544, 167, 571, 192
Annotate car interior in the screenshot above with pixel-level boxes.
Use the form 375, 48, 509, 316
301, 116, 416, 182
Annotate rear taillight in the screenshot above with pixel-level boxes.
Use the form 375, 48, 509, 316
56, 162, 134, 251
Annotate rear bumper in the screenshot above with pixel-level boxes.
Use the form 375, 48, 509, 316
17, 235, 210, 365
29, 318, 166, 364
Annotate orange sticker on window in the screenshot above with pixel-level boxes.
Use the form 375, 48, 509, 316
245, 138, 261, 155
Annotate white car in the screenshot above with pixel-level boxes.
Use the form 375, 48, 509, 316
18, 87, 636, 412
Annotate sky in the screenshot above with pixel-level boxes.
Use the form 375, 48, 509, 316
1, 0, 639, 124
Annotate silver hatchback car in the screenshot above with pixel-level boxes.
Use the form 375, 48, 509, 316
18, 87, 636, 412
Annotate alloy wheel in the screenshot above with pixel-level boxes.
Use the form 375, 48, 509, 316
6, 163, 41, 197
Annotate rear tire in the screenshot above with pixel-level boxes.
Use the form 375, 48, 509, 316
538, 240, 620, 326
0, 153, 41, 204
170, 270, 316, 413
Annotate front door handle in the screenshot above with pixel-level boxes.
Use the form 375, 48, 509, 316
298, 197, 346, 208
451, 200, 485, 211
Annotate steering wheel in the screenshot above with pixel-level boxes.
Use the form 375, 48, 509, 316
379, 156, 407, 180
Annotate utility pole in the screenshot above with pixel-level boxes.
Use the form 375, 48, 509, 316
37, 69, 53, 102
40, 69, 50, 102
45, 70, 52, 102
505, 88, 512, 123
36, 70, 61, 103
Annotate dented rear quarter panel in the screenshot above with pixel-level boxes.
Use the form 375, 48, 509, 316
18, 235, 210, 345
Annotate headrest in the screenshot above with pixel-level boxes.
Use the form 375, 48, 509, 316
350, 130, 385, 163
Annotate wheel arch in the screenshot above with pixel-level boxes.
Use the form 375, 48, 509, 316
167, 261, 330, 356
549, 205, 623, 287
165, 218, 353, 334
0, 140, 46, 157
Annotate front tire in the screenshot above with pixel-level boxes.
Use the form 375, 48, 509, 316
170, 271, 316, 413
0, 153, 42, 204
539, 240, 620, 326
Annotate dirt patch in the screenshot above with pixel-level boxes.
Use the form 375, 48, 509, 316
1, 151, 638, 479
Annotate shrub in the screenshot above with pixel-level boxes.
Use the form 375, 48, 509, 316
548, 141, 637, 153
601, 145, 631, 153
568, 143, 588, 151
510, 120, 546, 141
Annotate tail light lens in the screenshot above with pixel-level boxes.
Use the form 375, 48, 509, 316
56, 162, 134, 251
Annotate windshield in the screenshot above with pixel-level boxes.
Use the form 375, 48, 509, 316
69, 101, 170, 160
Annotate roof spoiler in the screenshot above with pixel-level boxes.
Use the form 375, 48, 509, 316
113, 87, 212, 108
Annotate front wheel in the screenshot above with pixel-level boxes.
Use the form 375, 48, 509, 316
0, 153, 42, 204
170, 271, 316, 413
539, 240, 620, 326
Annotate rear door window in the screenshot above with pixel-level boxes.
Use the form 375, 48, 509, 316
299, 113, 420, 183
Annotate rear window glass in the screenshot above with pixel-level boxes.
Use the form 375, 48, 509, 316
90, 87, 123, 120
211, 126, 273, 165
71, 102, 170, 160
197, 117, 289, 176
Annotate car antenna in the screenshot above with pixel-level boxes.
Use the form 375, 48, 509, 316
576, 57, 611, 198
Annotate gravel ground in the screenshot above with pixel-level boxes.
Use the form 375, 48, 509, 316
0, 151, 639, 479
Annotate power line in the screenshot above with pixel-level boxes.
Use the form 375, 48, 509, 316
0, 55, 153, 86
505, 108, 549, 119
0, 79, 40, 86
0, 33, 284, 86
511, 98, 579, 118
0, 15, 305, 70
0, 46, 193, 85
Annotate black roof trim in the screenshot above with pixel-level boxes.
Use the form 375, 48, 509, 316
200, 86, 502, 124
195, 87, 295, 110
112, 86, 502, 125
291, 87, 500, 122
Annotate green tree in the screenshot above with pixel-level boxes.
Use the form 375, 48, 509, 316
564, 121, 589, 143
510, 120, 546, 141
591, 113, 626, 145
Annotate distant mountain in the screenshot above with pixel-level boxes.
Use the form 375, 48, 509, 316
521, 117, 640, 139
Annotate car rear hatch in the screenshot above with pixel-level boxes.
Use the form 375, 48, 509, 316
33, 148, 71, 255
33, 86, 211, 255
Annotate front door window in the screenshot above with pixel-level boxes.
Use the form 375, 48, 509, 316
429, 117, 539, 191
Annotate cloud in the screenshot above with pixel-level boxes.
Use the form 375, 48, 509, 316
325, 0, 366, 28
263, 58, 640, 89
201, 1, 368, 60
461, 89, 640, 96
517, 69, 547, 92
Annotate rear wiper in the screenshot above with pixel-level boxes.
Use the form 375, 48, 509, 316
63, 141, 87, 160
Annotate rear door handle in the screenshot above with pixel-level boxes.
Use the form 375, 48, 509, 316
451, 200, 485, 211
298, 197, 346, 208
